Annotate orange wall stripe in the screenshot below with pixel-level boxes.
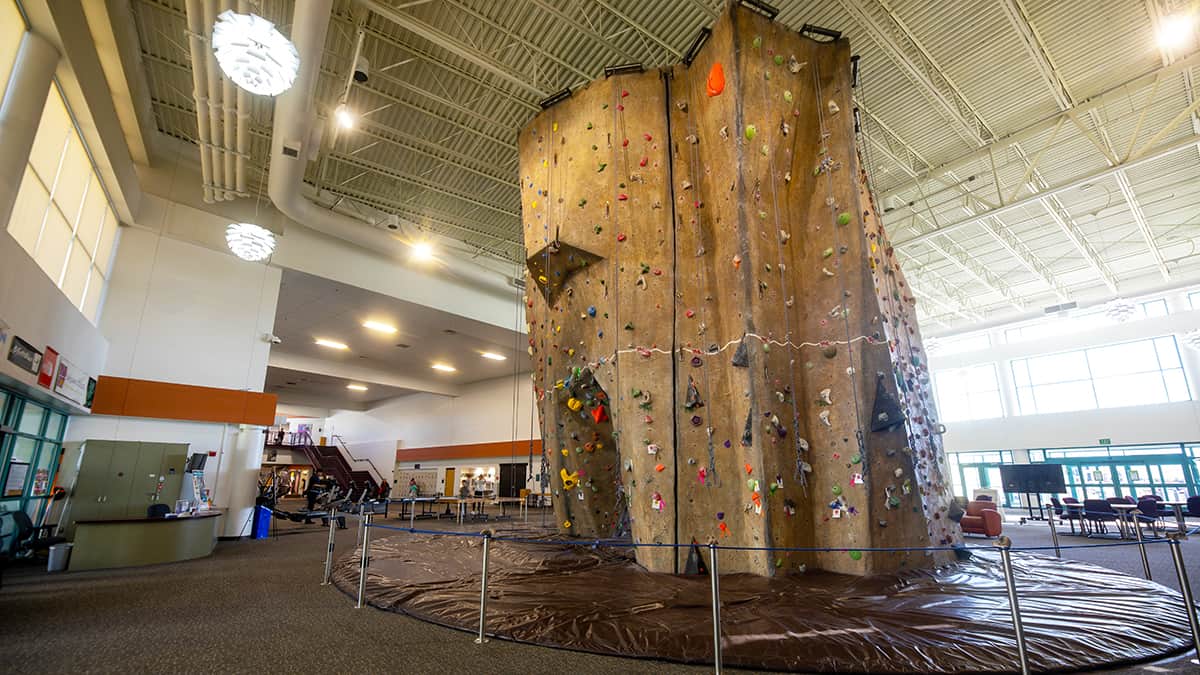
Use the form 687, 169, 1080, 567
396, 439, 543, 463
90, 376, 277, 426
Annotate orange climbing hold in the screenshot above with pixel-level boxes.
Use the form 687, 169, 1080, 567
706, 62, 725, 97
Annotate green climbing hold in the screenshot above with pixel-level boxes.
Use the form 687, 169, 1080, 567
752, 35, 762, 49
586, 122, 593, 130
579, 198, 588, 207
774, 54, 784, 66
851, 454, 862, 465
831, 484, 842, 496
783, 90, 793, 103
598, 162, 607, 173
837, 211, 852, 225
822, 247, 834, 258
625, 323, 634, 330
593, 224, 602, 234
744, 125, 757, 140
848, 550, 863, 561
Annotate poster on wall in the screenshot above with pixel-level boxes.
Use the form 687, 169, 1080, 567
85, 377, 97, 408
53, 356, 89, 405
7, 336, 42, 375
4, 462, 29, 497
37, 346, 58, 388
31, 468, 50, 497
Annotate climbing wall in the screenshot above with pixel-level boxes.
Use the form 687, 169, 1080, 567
521, 3, 960, 576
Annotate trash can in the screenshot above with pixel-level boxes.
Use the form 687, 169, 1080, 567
47, 543, 72, 572
251, 505, 272, 539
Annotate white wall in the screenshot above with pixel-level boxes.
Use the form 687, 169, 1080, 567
326, 374, 537, 476
0, 230, 109, 413
931, 287, 1200, 453
66, 222, 281, 536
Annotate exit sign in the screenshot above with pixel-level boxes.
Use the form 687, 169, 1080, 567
1099, 438, 1112, 445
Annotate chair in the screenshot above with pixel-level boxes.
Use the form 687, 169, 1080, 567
1138, 494, 1163, 501
1051, 497, 1081, 535
1187, 496, 1200, 519
1135, 499, 1166, 536
1083, 499, 1117, 535
0, 511, 66, 558
146, 503, 171, 518
960, 501, 1002, 537
1107, 496, 1135, 505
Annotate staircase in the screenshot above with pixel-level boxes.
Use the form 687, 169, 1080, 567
290, 433, 385, 495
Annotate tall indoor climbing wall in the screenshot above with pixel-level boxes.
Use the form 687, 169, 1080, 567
522, 2, 960, 576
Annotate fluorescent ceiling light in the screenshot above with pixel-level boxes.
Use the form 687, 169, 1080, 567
315, 338, 349, 350
480, 352, 507, 361
411, 241, 434, 261
362, 320, 397, 334
211, 10, 300, 96
346, 384, 368, 391
334, 104, 355, 129
1158, 14, 1195, 49
431, 363, 457, 372
225, 223, 276, 261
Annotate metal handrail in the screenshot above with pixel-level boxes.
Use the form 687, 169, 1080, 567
330, 434, 387, 487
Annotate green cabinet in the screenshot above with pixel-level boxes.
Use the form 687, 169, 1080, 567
64, 440, 190, 537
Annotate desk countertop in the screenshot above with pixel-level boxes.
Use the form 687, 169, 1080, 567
75, 511, 223, 525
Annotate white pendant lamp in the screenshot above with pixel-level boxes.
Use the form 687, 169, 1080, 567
225, 223, 276, 261
211, 10, 300, 96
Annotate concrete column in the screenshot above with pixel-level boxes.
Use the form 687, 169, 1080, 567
214, 424, 266, 538
0, 30, 58, 229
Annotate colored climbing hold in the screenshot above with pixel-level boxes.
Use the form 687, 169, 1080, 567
591, 405, 609, 424
848, 550, 863, 561
831, 484, 843, 496
561, 468, 579, 490
706, 62, 725, 97
773, 54, 784, 66
617, 233, 627, 242
744, 125, 757, 140
587, 305, 597, 317
837, 211, 852, 225
567, 397, 583, 412
655, 463, 665, 472
563, 520, 572, 528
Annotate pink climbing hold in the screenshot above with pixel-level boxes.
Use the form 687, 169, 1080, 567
617, 233, 627, 242
618, 193, 628, 201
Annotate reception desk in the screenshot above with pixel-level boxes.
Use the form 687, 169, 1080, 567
70, 511, 222, 571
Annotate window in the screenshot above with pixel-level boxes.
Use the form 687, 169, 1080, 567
1012, 336, 1190, 415
6, 84, 118, 324
930, 332, 991, 356
1002, 312, 1107, 344
0, 387, 68, 516
1189, 291, 1200, 310
1140, 299, 1169, 317
0, 2, 23, 105
933, 364, 1003, 421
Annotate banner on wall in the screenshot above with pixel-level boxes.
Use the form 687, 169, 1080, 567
37, 346, 58, 388
53, 356, 89, 405
31, 468, 50, 497
86, 377, 97, 408
7, 336, 42, 375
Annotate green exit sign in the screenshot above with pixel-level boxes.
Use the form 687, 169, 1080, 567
1099, 438, 1112, 445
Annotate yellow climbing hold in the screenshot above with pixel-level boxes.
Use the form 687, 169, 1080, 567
563, 520, 572, 528
561, 468, 579, 490
567, 397, 583, 411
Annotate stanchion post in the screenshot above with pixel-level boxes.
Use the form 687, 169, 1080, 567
409, 498, 416, 530
356, 511, 372, 609
995, 536, 1031, 675
475, 531, 492, 644
1044, 503, 1060, 558
708, 541, 723, 674
1167, 533, 1200, 661
1132, 509, 1152, 581
322, 506, 337, 585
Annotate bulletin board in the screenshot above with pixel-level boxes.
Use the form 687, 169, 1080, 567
394, 469, 438, 497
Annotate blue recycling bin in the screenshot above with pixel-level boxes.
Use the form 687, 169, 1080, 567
251, 505, 272, 539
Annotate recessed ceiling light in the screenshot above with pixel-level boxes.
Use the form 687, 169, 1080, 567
1158, 13, 1195, 49
315, 338, 348, 350
346, 384, 368, 391
362, 320, 398, 334
431, 363, 457, 373
480, 352, 507, 361
411, 241, 434, 261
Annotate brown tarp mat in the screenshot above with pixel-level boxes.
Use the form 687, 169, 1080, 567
333, 529, 1192, 672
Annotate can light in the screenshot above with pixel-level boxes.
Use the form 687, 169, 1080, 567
315, 338, 348, 350
1158, 14, 1196, 50
431, 363, 457, 372
211, 10, 300, 97
411, 241, 434, 261
334, 104, 355, 129
225, 222, 276, 261
346, 384, 368, 391
480, 352, 507, 361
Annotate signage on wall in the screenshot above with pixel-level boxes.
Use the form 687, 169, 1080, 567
6, 336, 42, 375
37, 346, 58, 388
86, 377, 97, 408
1099, 438, 1112, 445
3, 462, 29, 497
31, 468, 50, 497
53, 356, 89, 405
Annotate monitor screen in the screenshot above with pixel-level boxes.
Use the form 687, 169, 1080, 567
185, 453, 208, 473
999, 463, 1066, 494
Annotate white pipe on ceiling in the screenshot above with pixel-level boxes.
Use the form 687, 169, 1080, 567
221, 0, 237, 199
268, 0, 518, 299
234, 0, 249, 196
201, 0, 227, 200
183, 0, 215, 203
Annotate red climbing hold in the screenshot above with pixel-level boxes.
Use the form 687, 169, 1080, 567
591, 405, 609, 424
706, 62, 725, 97
617, 193, 628, 201
617, 233, 627, 242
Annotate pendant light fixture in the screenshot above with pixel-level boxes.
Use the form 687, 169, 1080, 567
225, 222, 276, 261
211, 10, 300, 96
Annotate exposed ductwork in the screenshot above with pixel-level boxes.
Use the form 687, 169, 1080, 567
184, 0, 248, 202
268, 0, 518, 299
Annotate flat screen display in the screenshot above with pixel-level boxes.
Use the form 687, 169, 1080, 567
999, 463, 1066, 494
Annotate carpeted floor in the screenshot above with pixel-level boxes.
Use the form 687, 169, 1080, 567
1, 502, 1198, 674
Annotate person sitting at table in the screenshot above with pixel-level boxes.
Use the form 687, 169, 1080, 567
458, 478, 470, 499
